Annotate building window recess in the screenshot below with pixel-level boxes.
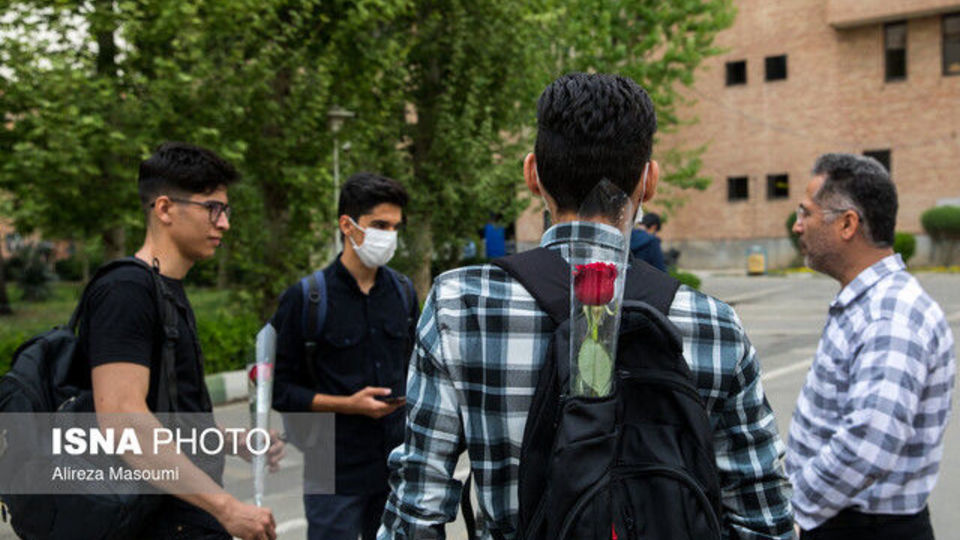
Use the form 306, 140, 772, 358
863, 150, 891, 173
728, 176, 749, 201
726, 60, 747, 86
767, 174, 789, 199
944, 14, 960, 76
885, 22, 907, 81
765, 55, 788, 81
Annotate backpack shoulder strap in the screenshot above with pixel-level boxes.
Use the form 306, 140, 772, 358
384, 267, 415, 317
492, 247, 682, 324
76, 257, 180, 412
491, 248, 570, 325
299, 270, 326, 385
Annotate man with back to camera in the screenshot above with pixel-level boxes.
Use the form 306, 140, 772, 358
629, 211, 667, 271
378, 73, 793, 539
271, 172, 418, 540
787, 153, 956, 540
86, 142, 280, 539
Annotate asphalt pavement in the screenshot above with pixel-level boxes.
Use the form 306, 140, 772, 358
3, 270, 959, 539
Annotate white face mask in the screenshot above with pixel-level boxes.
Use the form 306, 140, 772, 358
634, 162, 650, 226
347, 217, 398, 268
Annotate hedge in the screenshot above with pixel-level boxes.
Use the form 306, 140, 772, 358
893, 232, 916, 264
921, 206, 960, 239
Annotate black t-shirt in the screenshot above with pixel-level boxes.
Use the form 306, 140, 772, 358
79, 264, 225, 532
272, 259, 418, 494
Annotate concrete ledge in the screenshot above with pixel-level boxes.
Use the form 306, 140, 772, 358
205, 369, 248, 406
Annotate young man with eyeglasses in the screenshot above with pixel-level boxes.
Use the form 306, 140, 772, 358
84, 142, 280, 540
272, 172, 418, 540
787, 153, 956, 539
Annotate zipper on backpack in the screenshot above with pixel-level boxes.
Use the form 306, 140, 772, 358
553, 394, 567, 430
614, 464, 722, 537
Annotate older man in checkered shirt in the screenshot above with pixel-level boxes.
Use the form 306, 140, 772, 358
787, 153, 956, 539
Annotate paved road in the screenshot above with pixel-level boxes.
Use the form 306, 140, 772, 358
3, 271, 959, 539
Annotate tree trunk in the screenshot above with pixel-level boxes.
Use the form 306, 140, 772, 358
0, 247, 12, 316
102, 227, 125, 261
94, 1, 125, 264
408, 223, 433, 301
80, 247, 91, 283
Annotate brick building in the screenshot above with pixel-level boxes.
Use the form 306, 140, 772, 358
516, 0, 960, 269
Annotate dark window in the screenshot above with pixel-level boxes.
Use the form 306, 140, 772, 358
944, 14, 960, 76
728, 177, 749, 201
885, 22, 907, 81
726, 61, 747, 86
765, 55, 788, 81
864, 149, 891, 172
767, 174, 789, 199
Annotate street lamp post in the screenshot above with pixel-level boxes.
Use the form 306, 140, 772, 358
328, 105, 355, 255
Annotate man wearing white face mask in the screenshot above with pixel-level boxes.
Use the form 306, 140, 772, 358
272, 172, 418, 540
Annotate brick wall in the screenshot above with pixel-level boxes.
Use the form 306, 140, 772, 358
515, 0, 960, 268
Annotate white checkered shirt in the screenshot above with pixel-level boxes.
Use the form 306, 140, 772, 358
379, 222, 793, 539
786, 254, 956, 530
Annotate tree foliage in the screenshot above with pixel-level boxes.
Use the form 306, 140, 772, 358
1, 0, 735, 317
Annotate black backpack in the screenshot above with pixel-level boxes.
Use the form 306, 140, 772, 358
487, 248, 723, 540
0, 257, 182, 539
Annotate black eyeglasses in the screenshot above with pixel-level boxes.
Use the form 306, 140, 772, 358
151, 198, 231, 223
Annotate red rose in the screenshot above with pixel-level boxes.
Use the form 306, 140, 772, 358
574, 262, 618, 305
248, 363, 272, 383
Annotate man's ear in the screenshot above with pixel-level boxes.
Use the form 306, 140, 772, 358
152, 196, 175, 226
838, 209, 861, 241
338, 215, 353, 237
524, 153, 541, 197
630, 160, 660, 208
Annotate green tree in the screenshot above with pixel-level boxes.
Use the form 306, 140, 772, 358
0, 2, 159, 263
1, 0, 735, 317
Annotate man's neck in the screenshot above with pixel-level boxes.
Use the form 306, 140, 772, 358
135, 236, 193, 280
340, 247, 378, 294
836, 247, 895, 288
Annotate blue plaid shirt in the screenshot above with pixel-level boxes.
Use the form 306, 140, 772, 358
379, 222, 793, 539
786, 254, 956, 531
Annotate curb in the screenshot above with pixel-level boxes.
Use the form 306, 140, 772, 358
205, 369, 248, 406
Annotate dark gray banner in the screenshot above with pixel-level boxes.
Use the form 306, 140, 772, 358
0, 412, 335, 495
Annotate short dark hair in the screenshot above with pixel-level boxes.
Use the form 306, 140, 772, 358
338, 172, 409, 220
534, 73, 657, 213
138, 142, 239, 208
812, 153, 897, 247
641, 212, 661, 230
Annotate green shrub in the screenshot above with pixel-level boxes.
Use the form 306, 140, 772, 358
670, 268, 701, 290
18, 246, 55, 302
921, 206, 960, 265
54, 255, 104, 282
785, 211, 799, 251
196, 307, 261, 374
0, 331, 28, 375
893, 232, 916, 264
921, 206, 960, 238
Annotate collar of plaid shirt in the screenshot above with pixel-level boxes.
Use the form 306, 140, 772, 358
831, 253, 905, 310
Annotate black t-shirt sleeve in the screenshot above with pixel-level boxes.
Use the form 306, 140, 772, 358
272, 283, 316, 412
86, 278, 156, 369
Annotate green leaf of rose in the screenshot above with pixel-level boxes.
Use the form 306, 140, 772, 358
577, 338, 612, 396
